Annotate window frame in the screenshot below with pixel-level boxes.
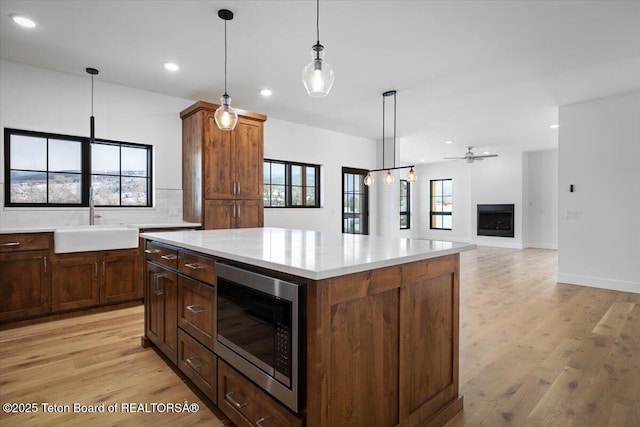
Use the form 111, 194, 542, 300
4, 127, 153, 208
400, 179, 410, 230
263, 159, 321, 208
342, 167, 369, 235
430, 178, 452, 231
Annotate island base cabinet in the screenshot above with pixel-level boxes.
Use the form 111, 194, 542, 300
218, 359, 303, 427
146, 262, 178, 363
0, 251, 50, 321
306, 254, 462, 427
178, 330, 217, 403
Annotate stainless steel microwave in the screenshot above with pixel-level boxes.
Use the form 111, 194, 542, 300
214, 262, 304, 413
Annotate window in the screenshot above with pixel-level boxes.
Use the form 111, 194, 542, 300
4, 128, 152, 207
400, 179, 410, 229
91, 142, 151, 206
342, 167, 369, 235
430, 179, 452, 230
263, 159, 320, 208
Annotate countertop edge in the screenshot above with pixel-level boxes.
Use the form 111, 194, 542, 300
141, 231, 476, 280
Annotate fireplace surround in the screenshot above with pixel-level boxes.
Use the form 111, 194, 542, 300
477, 204, 514, 238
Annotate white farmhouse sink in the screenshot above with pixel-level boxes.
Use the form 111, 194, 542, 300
54, 226, 139, 254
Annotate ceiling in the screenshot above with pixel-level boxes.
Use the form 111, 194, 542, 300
1, 0, 639, 165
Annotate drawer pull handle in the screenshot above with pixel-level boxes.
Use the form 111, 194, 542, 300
186, 305, 205, 314
145, 249, 161, 254
225, 391, 247, 409
184, 263, 202, 270
0, 242, 20, 247
185, 357, 202, 370
161, 254, 177, 260
255, 417, 266, 427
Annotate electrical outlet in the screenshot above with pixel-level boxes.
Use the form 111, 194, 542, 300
169, 208, 180, 216
565, 210, 578, 220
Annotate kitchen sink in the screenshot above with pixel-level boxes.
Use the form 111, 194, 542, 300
54, 225, 139, 254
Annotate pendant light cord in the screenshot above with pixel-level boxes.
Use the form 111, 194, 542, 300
224, 19, 228, 95
316, 0, 320, 44
91, 74, 94, 116
382, 94, 386, 169
393, 92, 396, 168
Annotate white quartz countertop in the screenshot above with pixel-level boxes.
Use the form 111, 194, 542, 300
140, 227, 476, 280
0, 222, 200, 234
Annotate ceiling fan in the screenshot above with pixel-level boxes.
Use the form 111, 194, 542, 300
444, 146, 498, 163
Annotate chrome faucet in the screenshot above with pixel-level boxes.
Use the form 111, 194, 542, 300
89, 187, 101, 225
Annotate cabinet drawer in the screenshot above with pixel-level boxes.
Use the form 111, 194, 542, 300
144, 241, 178, 269
0, 233, 50, 252
218, 359, 303, 427
178, 275, 215, 350
178, 330, 217, 403
178, 251, 215, 284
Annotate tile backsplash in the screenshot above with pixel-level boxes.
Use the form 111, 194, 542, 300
0, 187, 184, 228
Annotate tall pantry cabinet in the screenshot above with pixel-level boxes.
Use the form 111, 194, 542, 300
180, 101, 267, 229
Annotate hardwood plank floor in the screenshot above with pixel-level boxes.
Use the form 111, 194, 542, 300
447, 247, 640, 427
1, 246, 638, 426
0, 306, 229, 426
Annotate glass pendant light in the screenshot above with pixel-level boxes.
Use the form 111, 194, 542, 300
86, 67, 99, 144
214, 9, 239, 131
364, 172, 374, 186
302, 0, 334, 97
384, 170, 395, 185
407, 166, 417, 183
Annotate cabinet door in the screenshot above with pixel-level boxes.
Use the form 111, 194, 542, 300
400, 255, 459, 423
204, 199, 235, 230
233, 118, 263, 200
51, 255, 100, 311
178, 275, 215, 350
102, 251, 140, 304
178, 330, 217, 403
0, 251, 50, 321
146, 262, 178, 363
235, 199, 264, 228
204, 114, 235, 199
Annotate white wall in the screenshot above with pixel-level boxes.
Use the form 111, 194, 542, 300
406, 160, 471, 242
263, 119, 377, 234
558, 91, 640, 293
470, 151, 524, 248
525, 150, 558, 249
0, 60, 192, 227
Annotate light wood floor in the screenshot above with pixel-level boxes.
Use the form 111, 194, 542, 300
1, 247, 638, 426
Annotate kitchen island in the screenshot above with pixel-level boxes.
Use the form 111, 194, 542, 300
140, 227, 474, 427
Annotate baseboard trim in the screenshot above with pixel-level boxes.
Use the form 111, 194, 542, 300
557, 273, 640, 294
471, 239, 523, 249
525, 243, 558, 250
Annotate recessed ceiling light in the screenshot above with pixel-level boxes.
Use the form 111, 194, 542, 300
483, 151, 491, 155
260, 89, 272, 97
11, 14, 37, 28
163, 62, 179, 72
420, 158, 426, 162
445, 140, 454, 144
550, 124, 559, 129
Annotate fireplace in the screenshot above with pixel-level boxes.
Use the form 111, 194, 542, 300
477, 204, 514, 238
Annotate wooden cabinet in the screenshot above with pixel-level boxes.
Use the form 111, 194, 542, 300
0, 234, 52, 321
178, 329, 217, 403
204, 199, 263, 230
218, 359, 303, 427
305, 254, 462, 427
181, 101, 266, 230
178, 275, 215, 350
146, 262, 178, 363
51, 248, 140, 312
